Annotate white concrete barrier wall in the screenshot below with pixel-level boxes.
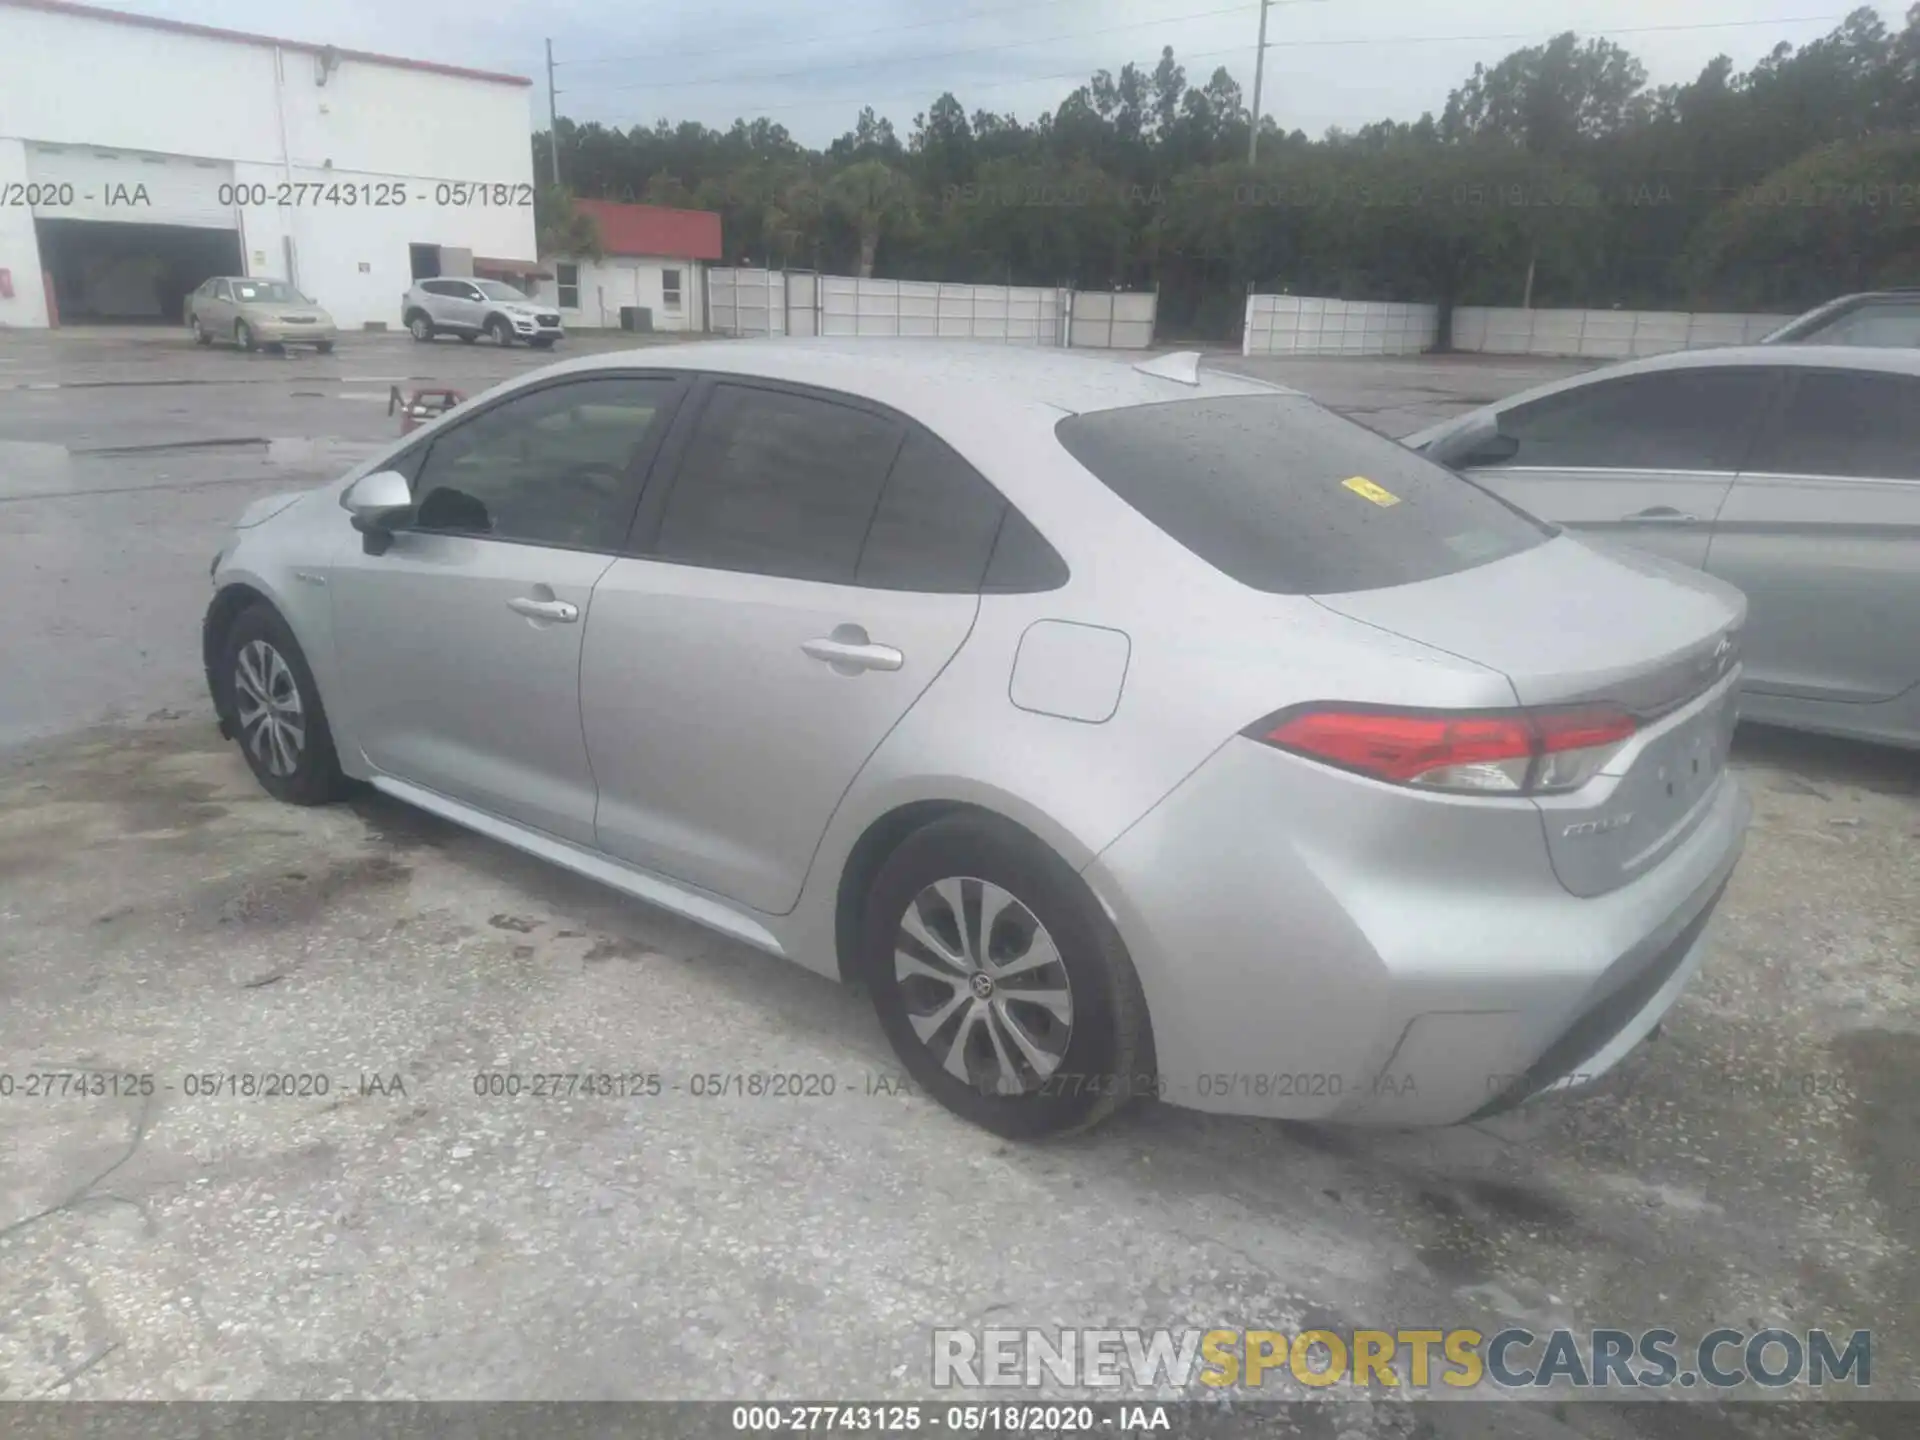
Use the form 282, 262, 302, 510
1451, 307, 1796, 357
1245, 293, 1797, 358
709, 269, 1156, 347
1243, 295, 1438, 356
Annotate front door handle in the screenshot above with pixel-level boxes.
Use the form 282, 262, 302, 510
1621, 506, 1699, 523
803, 625, 903, 674
507, 595, 579, 623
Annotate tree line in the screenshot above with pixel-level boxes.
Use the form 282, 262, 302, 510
534, 5, 1920, 339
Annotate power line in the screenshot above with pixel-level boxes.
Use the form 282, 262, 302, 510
571, 3, 1266, 95
564, 0, 1337, 70
558, 14, 1851, 118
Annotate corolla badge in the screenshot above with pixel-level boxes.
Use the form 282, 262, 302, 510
1563, 813, 1634, 838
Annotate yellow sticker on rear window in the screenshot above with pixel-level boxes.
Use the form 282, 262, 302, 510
1342, 475, 1401, 507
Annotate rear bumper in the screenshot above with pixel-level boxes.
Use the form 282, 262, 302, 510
1082, 738, 1751, 1126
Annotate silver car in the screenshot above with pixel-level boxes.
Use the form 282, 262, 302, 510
1405, 346, 1920, 749
187, 276, 337, 353
402, 277, 563, 348
202, 341, 1750, 1137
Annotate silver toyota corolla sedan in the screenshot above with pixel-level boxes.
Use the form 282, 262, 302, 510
1404, 346, 1920, 749
203, 340, 1751, 1137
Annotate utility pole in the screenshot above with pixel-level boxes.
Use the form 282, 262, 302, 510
545, 38, 563, 188
1247, 0, 1271, 164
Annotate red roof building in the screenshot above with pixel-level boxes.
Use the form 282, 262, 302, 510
570, 200, 723, 261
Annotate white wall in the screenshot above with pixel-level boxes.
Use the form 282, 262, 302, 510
1243, 293, 1801, 359
1243, 295, 1438, 356
0, 140, 48, 327
1450, 306, 1796, 358
0, 3, 537, 329
533, 256, 703, 332
708, 269, 1076, 346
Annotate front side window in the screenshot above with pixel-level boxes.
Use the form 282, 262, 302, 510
662, 268, 683, 308
410, 377, 678, 549
1492, 368, 1777, 472
556, 263, 580, 309
1057, 394, 1549, 596
652, 383, 902, 583
473, 279, 525, 301
1746, 370, 1920, 480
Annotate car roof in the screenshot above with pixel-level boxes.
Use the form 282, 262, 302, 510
527, 338, 1293, 418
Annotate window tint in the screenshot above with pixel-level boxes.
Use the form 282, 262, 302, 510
652, 384, 902, 583
1803, 301, 1920, 348
1056, 395, 1548, 596
984, 510, 1068, 592
1747, 370, 1920, 480
1494, 368, 1774, 471
857, 428, 1006, 592
411, 377, 676, 548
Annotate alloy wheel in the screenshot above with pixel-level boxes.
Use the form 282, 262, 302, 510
893, 877, 1074, 1096
233, 639, 305, 777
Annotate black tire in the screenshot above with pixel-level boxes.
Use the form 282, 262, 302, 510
191, 315, 211, 346
458, 332, 478, 344
487, 316, 514, 346
235, 320, 257, 353
217, 603, 348, 806
407, 311, 435, 342
861, 813, 1153, 1139
316, 340, 334, 354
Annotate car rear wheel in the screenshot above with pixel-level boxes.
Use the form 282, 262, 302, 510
407, 312, 435, 342
235, 320, 256, 352
191, 315, 211, 346
316, 340, 334, 354
862, 813, 1153, 1138
219, 604, 347, 806
487, 316, 514, 346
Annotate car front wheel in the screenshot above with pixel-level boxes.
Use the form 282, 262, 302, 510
862, 813, 1153, 1138
219, 603, 347, 805
235, 321, 257, 352
487, 316, 514, 346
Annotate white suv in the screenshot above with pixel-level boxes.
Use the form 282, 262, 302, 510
402, 278, 563, 348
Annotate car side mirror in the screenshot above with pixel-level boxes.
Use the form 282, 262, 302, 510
1427, 415, 1519, 470
343, 469, 413, 555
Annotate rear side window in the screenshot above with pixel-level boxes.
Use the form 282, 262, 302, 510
1493, 368, 1775, 471
856, 428, 1006, 592
1055, 395, 1548, 595
1747, 370, 1920, 480
653, 383, 904, 583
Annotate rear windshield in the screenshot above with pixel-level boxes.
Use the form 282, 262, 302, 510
1055, 394, 1550, 595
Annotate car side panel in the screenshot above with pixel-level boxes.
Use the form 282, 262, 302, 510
1705, 471, 1920, 704
1463, 466, 1734, 569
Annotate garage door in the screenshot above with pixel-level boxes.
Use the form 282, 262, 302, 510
25, 146, 235, 229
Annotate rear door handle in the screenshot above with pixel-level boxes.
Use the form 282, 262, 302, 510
507, 596, 579, 623
803, 630, 903, 673
1622, 506, 1699, 523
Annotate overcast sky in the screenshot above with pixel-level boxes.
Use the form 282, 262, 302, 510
120, 1, 1884, 145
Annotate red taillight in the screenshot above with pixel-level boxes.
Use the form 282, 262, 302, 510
1256, 705, 1637, 795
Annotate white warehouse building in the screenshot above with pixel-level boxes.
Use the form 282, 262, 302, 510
0, 0, 539, 331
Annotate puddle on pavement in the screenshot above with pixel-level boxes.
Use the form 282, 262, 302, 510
0, 436, 382, 500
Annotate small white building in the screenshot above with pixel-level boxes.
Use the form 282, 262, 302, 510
0, 0, 539, 330
525, 198, 722, 332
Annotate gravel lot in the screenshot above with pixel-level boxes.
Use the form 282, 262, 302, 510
0, 329, 1913, 1434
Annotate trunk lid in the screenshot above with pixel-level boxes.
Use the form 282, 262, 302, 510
1312, 534, 1747, 896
